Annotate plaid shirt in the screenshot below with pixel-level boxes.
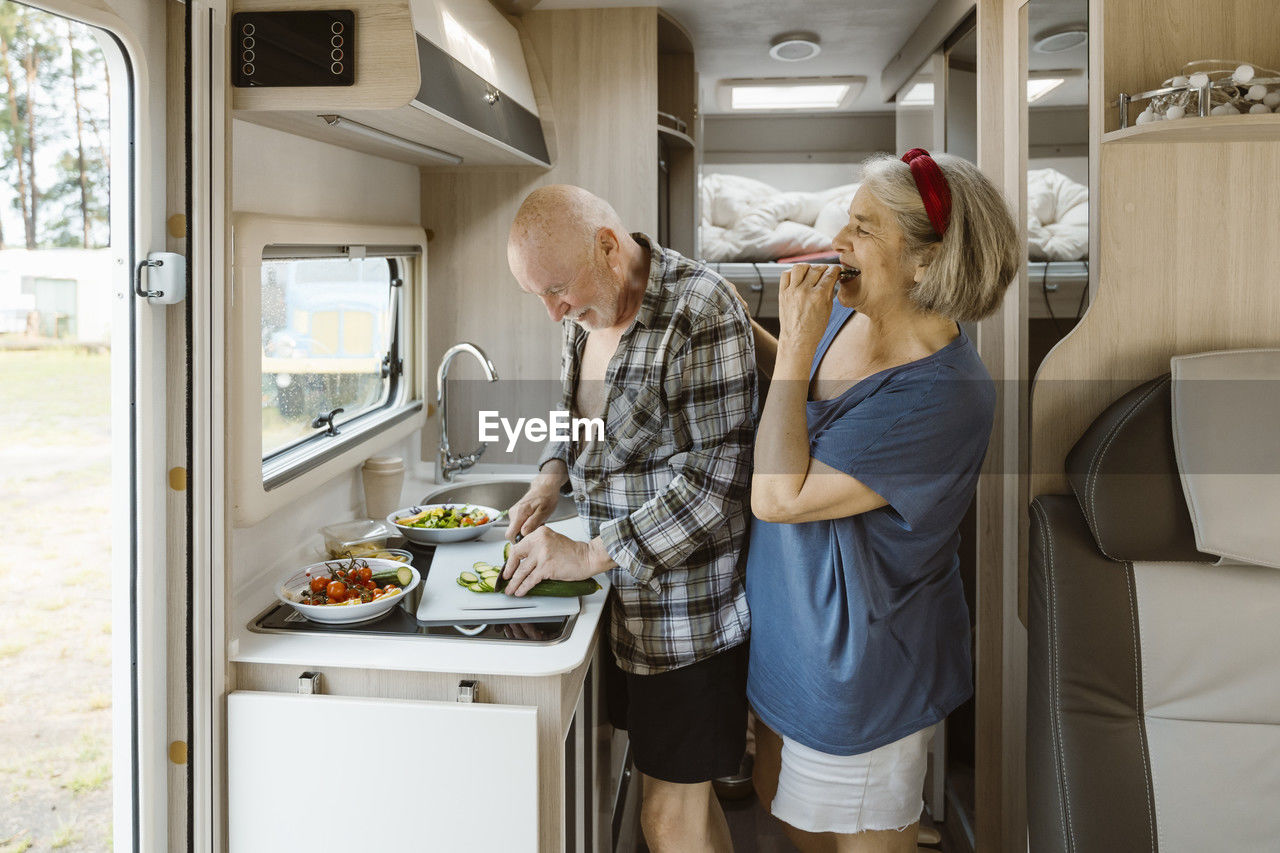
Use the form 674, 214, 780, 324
538, 235, 757, 675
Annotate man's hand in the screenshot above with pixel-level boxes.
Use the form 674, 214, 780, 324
501, 526, 612, 597
505, 461, 568, 541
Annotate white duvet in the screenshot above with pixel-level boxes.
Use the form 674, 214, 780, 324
1027, 168, 1088, 261
698, 168, 1091, 263
698, 173, 858, 262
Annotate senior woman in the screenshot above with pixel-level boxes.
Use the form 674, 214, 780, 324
741, 149, 1018, 852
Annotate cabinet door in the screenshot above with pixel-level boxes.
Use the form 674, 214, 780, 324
228, 691, 538, 851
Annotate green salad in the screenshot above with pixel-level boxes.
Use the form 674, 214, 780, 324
394, 505, 493, 529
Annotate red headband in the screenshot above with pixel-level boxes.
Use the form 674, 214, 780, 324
901, 148, 951, 237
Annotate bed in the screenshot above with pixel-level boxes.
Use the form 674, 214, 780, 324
699, 169, 1090, 322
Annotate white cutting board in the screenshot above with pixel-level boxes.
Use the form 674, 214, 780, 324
416, 517, 590, 623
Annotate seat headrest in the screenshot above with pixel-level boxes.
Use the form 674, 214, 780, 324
1172, 349, 1280, 569
1066, 374, 1208, 562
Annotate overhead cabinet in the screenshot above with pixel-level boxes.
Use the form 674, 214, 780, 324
231, 0, 551, 167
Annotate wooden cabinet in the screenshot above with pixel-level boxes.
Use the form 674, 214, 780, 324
657, 13, 698, 259
229, 640, 627, 851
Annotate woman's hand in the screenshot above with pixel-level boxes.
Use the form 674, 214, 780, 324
777, 264, 839, 354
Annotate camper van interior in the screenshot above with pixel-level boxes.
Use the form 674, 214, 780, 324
1, 0, 1277, 850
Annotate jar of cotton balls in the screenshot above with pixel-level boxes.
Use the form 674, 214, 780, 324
1117, 60, 1280, 129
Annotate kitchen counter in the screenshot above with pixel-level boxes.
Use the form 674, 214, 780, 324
229, 466, 610, 677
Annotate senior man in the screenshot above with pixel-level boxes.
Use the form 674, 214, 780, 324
502, 185, 755, 852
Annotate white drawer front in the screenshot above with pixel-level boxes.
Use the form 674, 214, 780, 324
228, 691, 538, 852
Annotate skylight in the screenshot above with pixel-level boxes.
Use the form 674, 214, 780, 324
719, 77, 865, 111
1026, 77, 1067, 103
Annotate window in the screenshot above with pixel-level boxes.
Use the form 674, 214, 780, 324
251, 242, 423, 492
260, 254, 402, 459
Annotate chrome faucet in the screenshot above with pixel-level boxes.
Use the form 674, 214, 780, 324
436, 342, 499, 482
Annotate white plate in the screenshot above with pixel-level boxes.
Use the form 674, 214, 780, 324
275, 558, 420, 625
386, 503, 504, 544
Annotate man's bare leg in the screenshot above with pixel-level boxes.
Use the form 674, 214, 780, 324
640, 773, 733, 853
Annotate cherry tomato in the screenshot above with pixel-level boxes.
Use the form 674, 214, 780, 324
326, 580, 347, 600
357, 566, 373, 582
310, 576, 327, 592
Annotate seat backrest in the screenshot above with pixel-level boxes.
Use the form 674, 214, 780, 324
1028, 349, 1280, 853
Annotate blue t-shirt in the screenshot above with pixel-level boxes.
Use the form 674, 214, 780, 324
745, 301, 994, 755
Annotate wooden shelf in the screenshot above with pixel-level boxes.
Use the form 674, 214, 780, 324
1102, 114, 1280, 144
657, 124, 694, 148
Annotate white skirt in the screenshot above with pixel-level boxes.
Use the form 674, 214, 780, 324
769, 724, 937, 835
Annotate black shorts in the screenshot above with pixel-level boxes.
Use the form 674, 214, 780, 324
605, 643, 748, 784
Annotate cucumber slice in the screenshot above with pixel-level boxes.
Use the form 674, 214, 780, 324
467, 582, 486, 593
396, 565, 413, 587
472, 561, 490, 571
456, 576, 469, 588
503, 542, 511, 562
460, 571, 479, 584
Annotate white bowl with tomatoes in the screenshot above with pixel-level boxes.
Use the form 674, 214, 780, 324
275, 557, 421, 625
386, 503, 503, 544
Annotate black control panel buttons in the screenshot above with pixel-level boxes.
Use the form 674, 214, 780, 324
231, 10, 355, 87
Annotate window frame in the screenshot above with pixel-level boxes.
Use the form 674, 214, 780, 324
259, 252, 407, 478
230, 215, 427, 526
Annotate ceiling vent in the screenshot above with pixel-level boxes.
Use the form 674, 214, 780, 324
1033, 25, 1088, 54
769, 32, 821, 62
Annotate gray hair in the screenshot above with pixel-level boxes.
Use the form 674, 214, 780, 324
859, 152, 1019, 322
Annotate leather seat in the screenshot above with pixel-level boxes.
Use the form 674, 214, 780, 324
1027, 350, 1280, 852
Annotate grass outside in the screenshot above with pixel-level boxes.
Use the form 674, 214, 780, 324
0, 348, 114, 851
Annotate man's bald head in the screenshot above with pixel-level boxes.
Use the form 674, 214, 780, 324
508, 185, 647, 331
508, 185, 626, 274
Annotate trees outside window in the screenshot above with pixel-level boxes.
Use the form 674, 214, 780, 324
0, 0, 110, 250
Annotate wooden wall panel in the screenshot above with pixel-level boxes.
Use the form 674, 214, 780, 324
1029, 140, 1280, 499
419, 7, 658, 465
975, 0, 1027, 849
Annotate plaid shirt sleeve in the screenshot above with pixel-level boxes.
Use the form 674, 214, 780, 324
597, 309, 755, 589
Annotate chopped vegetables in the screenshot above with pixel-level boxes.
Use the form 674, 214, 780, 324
298, 557, 404, 606
458, 546, 601, 598
394, 504, 492, 529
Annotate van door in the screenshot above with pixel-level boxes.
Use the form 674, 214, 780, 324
0, 1, 174, 851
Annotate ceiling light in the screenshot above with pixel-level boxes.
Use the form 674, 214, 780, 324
769, 32, 821, 62
1032, 25, 1087, 54
899, 82, 934, 106
1027, 77, 1067, 103
719, 77, 864, 111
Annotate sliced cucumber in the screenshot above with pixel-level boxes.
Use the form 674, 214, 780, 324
472, 561, 490, 571
460, 571, 479, 584
467, 582, 487, 593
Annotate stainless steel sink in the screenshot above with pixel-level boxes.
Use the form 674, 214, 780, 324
419, 479, 578, 523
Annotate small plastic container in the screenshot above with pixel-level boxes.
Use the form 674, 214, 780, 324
321, 519, 401, 559
363, 548, 414, 565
